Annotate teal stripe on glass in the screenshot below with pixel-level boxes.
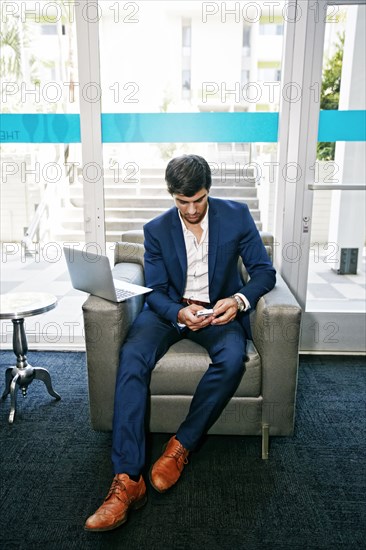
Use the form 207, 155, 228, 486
318, 110, 366, 141
0, 114, 81, 143
101, 112, 279, 143
0, 110, 365, 143
0, 112, 278, 143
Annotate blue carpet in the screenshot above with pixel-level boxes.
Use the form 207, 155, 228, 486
0, 351, 365, 550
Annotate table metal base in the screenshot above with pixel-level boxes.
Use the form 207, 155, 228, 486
1, 318, 61, 423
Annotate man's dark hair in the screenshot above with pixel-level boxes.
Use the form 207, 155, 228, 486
165, 154, 212, 196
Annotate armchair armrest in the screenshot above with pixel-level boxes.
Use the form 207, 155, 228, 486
82, 259, 145, 430
114, 241, 145, 267
251, 274, 302, 435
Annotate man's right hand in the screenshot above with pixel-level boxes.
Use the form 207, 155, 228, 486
177, 305, 214, 331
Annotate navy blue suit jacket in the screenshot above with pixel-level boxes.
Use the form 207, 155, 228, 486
143, 197, 276, 338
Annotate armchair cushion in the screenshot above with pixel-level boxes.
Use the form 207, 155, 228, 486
150, 339, 261, 398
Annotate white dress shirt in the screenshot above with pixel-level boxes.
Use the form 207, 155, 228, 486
179, 207, 210, 303
179, 207, 250, 311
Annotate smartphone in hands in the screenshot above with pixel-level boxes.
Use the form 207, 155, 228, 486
196, 309, 214, 317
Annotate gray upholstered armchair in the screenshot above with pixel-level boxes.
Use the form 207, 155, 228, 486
82, 230, 302, 459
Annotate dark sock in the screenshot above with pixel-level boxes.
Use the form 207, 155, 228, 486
126, 473, 140, 482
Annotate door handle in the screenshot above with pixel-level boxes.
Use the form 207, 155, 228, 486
308, 184, 366, 190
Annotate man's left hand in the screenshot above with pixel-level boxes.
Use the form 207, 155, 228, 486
210, 297, 238, 326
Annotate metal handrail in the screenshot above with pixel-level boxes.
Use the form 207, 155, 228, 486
21, 182, 55, 254
308, 183, 366, 190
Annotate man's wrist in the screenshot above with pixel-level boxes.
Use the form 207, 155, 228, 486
177, 307, 186, 324
231, 294, 249, 312
231, 294, 245, 312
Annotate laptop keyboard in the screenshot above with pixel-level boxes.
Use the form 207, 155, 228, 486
115, 288, 137, 300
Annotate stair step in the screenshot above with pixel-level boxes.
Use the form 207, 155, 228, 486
78, 166, 256, 179
106, 219, 263, 234
56, 219, 263, 241
112, 181, 258, 190
103, 207, 261, 220
126, 166, 256, 178
103, 196, 259, 209
69, 186, 257, 202
61, 207, 261, 231
58, 162, 262, 241
69, 195, 259, 209
107, 174, 257, 182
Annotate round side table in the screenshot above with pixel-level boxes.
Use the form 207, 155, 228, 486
0, 292, 61, 423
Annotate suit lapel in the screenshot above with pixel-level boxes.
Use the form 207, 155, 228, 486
208, 199, 220, 291
171, 208, 187, 290
170, 199, 220, 297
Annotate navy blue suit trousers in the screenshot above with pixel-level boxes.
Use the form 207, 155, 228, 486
111, 310, 246, 475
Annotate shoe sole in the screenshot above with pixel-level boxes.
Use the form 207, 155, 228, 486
149, 440, 170, 493
84, 494, 148, 532
148, 468, 168, 493
149, 440, 187, 493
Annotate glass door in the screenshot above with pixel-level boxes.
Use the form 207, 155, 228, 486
304, 2, 366, 351
1, 0, 86, 348
97, 0, 287, 248
278, 0, 366, 352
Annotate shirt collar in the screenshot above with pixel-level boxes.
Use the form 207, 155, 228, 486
179, 203, 209, 235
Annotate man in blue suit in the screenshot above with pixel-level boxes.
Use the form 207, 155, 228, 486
85, 154, 276, 532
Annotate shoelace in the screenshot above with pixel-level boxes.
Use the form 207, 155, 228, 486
166, 443, 189, 465
106, 477, 127, 501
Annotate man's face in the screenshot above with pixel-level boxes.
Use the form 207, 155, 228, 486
173, 189, 209, 225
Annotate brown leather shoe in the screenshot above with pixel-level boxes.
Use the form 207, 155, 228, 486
149, 436, 189, 493
84, 474, 147, 532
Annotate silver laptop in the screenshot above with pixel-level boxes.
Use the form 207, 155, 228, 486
64, 247, 152, 303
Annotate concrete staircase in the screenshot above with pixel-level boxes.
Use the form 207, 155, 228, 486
57, 167, 261, 241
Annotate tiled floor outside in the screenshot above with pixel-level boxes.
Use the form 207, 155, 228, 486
306, 250, 366, 312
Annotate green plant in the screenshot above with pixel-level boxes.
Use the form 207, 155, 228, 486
0, 18, 22, 80
317, 31, 345, 161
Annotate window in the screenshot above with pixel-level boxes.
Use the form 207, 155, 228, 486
241, 69, 250, 86
260, 23, 283, 35
242, 25, 251, 55
182, 18, 192, 99
41, 24, 58, 35
257, 68, 281, 82
182, 69, 191, 90
182, 22, 191, 47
